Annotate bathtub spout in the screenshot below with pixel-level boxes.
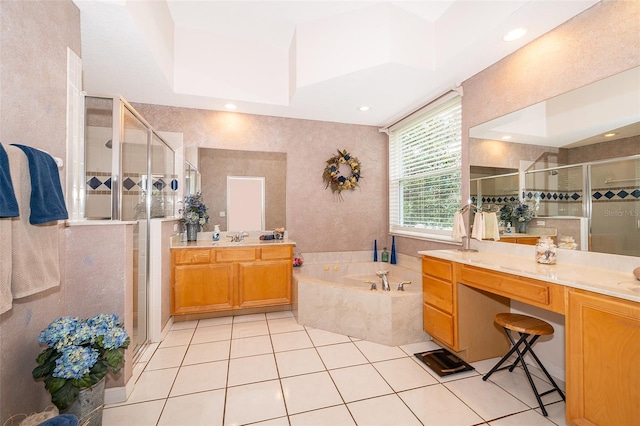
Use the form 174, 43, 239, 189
376, 270, 391, 291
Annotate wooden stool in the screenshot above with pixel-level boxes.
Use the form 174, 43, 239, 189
482, 313, 565, 416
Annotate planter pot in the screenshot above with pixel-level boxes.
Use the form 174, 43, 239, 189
186, 223, 198, 241
64, 378, 105, 426
517, 221, 527, 233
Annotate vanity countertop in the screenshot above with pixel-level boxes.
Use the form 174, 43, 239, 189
418, 249, 640, 303
172, 238, 296, 249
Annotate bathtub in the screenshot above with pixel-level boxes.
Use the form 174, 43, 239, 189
293, 260, 429, 346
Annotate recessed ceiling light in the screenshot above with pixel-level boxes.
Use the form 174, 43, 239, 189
501, 135, 512, 140
358, 105, 371, 111
603, 132, 617, 137
224, 103, 237, 110
503, 27, 527, 42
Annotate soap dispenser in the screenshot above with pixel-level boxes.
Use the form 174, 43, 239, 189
381, 247, 389, 262
212, 224, 220, 241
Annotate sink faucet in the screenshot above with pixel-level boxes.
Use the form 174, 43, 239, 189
227, 232, 248, 242
376, 270, 391, 291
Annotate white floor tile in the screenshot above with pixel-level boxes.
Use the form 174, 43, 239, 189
251, 417, 290, 426
233, 313, 266, 323
373, 357, 438, 391
198, 316, 233, 327
266, 310, 294, 320
191, 324, 232, 344
471, 356, 504, 375
347, 394, 422, 426
329, 364, 393, 403
145, 345, 187, 371
354, 340, 407, 362
275, 348, 326, 378
486, 367, 563, 408
268, 317, 305, 334
281, 371, 343, 415
399, 384, 485, 426
445, 375, 531, 421
158, 389, 225, 426
183, 340, 230, 365
270, 330, 313, 352
136, 342, 160, 363
230, 335, 273, 358
306, 327, 352, 346
289, 405, 356, 426
489, 409, 556, 425
316, 342, 368, 370
170, 320, 198, 330
535, 401, 569, 425
169, 360, 228, 397
232, 320, 269, 339
159, 329, 194, 348
102, 399, 165, 426
227, 353, 279, 387
126, 368, 178, 404
224, 380, 287, 425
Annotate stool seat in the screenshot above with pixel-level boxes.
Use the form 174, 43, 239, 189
495, 313, 554, 336
483, 313, 565, 417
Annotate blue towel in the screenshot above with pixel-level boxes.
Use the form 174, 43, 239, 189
0, 144, 19, 217
11, 144, 68, 224
38, 414, 78, 426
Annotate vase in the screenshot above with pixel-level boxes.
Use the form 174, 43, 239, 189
517, 221, 527, 233
63, 378, 105, 426
186, 223, 198, 241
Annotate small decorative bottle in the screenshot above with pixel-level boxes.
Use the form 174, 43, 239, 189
390, 236, 397, 264
381, 247, 389, 262
373, 240, 378, 262
212, 224, 220, 241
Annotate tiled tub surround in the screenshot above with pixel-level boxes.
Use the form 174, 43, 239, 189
294, 253, 428, 346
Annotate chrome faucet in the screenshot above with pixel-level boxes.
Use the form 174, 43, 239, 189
377, 270, 391, 291
227, 232, 248, 242
397, 281, 412, 291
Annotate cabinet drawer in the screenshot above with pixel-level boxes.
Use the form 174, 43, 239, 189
173, 249, 212, 265
422, 256, 453, 281
423, 275, 453, 313
260, 245, 292, 260
461, 265, 550, 306
215, 247, 256, 262
423, 303, 454, 347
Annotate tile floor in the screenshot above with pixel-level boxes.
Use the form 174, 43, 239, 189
103, 311, 568, 426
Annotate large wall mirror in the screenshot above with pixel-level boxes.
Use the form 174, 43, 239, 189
469, 66, 640, 257
199, 148, 286, 232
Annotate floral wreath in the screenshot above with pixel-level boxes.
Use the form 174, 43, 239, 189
322, 149, 362, 195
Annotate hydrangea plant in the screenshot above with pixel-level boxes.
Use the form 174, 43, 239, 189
181, 192, 209, 229
32, 314, 130, 410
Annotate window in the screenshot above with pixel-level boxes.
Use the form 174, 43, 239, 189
389, 95, 462, 241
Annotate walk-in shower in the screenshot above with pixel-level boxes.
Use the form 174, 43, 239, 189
83, 95, 177, 359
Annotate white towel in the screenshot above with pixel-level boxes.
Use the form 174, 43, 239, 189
484, 212, 500, 241
471, 211, 484, 241
7, 145, 61, 300
0, 218, 12, 315
452, 211, 467, 239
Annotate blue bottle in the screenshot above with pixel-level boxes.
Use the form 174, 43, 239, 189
390, 236, 397, 264
373, 240, 378, 261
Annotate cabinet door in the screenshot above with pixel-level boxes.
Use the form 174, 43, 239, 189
237, 260, 291, 308
566, 289, 640, 426
172, 264, 234, 315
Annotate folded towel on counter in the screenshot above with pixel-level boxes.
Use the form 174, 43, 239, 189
11, 144, 68, 224
6, 145, 61, 299
0, 144, 19, 218
483, 212, 500, 241
471, 211, 484, 241
452, 211, 467, 239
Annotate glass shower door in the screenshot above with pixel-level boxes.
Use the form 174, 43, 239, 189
590, 157, 640, 256
121, 106, 149, 358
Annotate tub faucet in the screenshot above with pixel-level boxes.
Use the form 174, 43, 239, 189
376, 270, 391, 291
397, 281, 412, 291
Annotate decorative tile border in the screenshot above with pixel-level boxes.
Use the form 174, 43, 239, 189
85, 172, 178, 195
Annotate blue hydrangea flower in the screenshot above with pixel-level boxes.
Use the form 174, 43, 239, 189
53, 346, 99, 380
38, 316, 83, 350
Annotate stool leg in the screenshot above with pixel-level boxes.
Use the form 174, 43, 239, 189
483, 329, 529, 381
522, 337, 566, 402
511, 335, 549, 416
508, 334, 540, 372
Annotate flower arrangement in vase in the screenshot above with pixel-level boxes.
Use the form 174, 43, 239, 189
32, 314, 130, 411
181, 192, 210, 230
511, 201, 533, 233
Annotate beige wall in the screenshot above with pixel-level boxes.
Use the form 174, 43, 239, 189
133, 103, 390, 254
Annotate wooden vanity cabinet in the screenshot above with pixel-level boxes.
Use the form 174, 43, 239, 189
422, 256, 457, 347
566, 289, 640, 426
171, 245, 293, 315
